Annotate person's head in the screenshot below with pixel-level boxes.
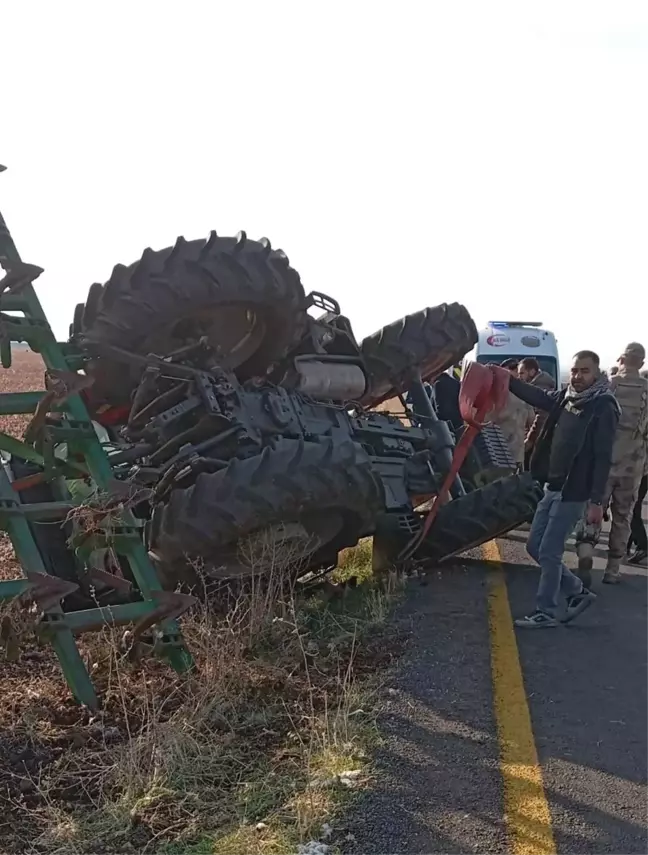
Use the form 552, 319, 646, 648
609, 364, 619, 376
618, 342, 645, 371
570, 350, 601, 393
501, 358, 519, 377
518, 357, 540, 383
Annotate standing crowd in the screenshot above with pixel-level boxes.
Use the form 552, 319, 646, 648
501, 345, 647, 628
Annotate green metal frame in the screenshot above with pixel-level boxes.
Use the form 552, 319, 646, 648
0, 179, 193, 707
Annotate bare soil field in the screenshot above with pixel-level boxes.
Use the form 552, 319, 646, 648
0, 351, 46, 580
0, 349, 46, 438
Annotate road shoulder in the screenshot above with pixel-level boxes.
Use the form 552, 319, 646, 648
342, 564, 506, 854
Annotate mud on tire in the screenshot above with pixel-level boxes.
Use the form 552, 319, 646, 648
74, 232, 307, 406
152, 439, 385, 580
418, 472, 544, 564
360, 303, 478, 409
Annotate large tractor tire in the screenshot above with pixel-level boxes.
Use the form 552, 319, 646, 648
359, 303, 478, 409
74, 232, 307, 407
417, 472, 544, 564
152, 439, 384, 580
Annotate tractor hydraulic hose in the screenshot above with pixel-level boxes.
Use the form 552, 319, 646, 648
128, 382, 191, 432
108, 442, 155, 466
157, 425, 242, 477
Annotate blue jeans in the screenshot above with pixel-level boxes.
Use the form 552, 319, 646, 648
527, 490, 585, 615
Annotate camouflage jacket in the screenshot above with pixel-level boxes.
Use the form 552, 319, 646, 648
494, 394, 534, 465
609, 368, 648, 477
524, 370, 556, 450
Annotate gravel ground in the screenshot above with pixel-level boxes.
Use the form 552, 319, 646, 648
342, 527, 647, 854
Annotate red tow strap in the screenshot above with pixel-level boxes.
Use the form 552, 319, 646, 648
400, 363, 510, 560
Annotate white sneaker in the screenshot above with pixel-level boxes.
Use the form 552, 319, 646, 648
514, 610, 558, 628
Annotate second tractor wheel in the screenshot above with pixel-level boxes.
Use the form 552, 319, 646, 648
417, 472, 544, 563
152, 439, 385, 581
74, 232, 308, 407
359, 303, 478, 409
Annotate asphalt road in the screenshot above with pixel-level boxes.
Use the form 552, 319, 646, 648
342, 522, 648, 854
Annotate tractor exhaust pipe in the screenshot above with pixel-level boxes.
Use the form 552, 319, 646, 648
294, 360, 367, 401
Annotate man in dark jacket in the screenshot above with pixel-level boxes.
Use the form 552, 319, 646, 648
433, 370, 462, 432
405, 371, 463, 433
627, 373, 648, 564
507, 350, 620, 628
627, 474, 647, 564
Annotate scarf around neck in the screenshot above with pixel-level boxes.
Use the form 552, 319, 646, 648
565, 372, 611, 409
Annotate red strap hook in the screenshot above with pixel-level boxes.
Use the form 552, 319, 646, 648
400, 363, 510, 560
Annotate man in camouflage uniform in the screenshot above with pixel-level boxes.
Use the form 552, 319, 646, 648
493, 359, 534, 467
519, 357, 556, 468
576, 342, 648, 585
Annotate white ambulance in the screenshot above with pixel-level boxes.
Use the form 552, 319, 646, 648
463, 321, 561, 387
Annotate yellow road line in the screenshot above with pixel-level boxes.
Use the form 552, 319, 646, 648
483, 539, 556, 855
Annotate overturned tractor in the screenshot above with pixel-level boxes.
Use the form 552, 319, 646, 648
66, 231, 541, 583
0, 218, 542, 705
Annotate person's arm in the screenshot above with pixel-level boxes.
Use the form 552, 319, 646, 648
525, 404, 535, 432
525, 411, 548, 451
508, 376, 560, 412
589, 400, 621, 506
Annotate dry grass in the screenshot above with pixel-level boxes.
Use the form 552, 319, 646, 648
1, 553, 405, 854
334, 539, 373, 584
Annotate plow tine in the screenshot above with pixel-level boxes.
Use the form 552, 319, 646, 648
132, 591, 197, 640
86, 567, 133, 595
25, 572, 80, 612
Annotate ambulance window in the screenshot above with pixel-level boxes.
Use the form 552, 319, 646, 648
476, 354, 558, 384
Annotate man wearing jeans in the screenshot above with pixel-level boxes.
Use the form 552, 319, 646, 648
506, 351, 620, 628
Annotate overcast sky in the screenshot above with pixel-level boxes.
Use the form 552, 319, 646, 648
2, 1, 646, 371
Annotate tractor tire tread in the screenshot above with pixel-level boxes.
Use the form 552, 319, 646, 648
419, 472, 544, 563
360, 303, 478, 408
155, 439, 384, 563
75, 233, 308, 405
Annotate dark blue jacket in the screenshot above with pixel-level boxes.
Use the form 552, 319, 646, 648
509, 377, 619, 504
